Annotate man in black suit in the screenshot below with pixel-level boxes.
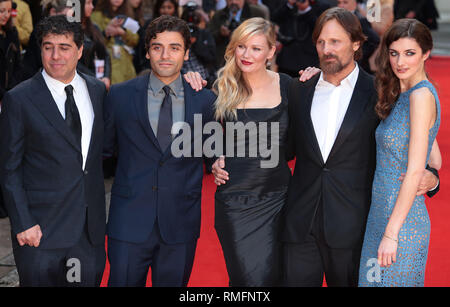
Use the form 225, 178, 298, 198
0, 15, 107, 286
282, 7, 438, 287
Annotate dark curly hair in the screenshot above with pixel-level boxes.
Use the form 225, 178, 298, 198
36, 15, 84, 49
144, 15, 190, 53
375, 19, 433, 119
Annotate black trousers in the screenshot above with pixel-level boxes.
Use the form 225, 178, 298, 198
13, 219, 106, 287
107, 220, 197, 287
283, 202, 362, 287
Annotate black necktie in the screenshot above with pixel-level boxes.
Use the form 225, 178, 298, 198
157, 85, 173, 151
64, 85, 82, 149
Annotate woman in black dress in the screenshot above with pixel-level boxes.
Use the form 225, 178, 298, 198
210, 17, 293, 287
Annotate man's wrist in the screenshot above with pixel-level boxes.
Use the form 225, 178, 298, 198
426, 164, 439, 191
430, 179, 440, 192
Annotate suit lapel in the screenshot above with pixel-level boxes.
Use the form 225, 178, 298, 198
29, 71, 81, 153
326, 70, 371, 162
299, 76, 324, 166
134, 73, 162, 152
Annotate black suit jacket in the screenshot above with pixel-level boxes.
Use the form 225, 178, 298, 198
282, 68, 380, 249
0, 71, 107, 249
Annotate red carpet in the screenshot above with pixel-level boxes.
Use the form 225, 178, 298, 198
100, 57, 450, 287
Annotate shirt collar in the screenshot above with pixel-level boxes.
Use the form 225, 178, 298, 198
42, 69, 81, 96
317, 62, 359, 89
149, 71, 183, 98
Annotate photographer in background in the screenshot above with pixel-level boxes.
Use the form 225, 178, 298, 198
273, 0, 330, 77
209, 0, 266, 69
181, 1, 217, 87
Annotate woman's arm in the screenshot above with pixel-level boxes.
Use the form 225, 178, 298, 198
378, 86, 437, 267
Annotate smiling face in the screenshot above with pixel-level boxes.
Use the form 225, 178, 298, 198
234, 33, 275, 74
146, 31, 189, 84
0, 0, 12, 27
41, 33, 83, 84
316, 19, 359, 75
388, 37, 430, 81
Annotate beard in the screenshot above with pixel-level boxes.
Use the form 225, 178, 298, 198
319, 53, 352, 75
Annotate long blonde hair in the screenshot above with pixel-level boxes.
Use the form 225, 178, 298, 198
213, 17, 276, 121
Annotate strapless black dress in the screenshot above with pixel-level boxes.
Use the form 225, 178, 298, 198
214, 73, 292, 286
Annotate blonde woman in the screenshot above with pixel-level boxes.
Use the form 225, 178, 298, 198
208, 17, 293, 287
184, 17, 319, 286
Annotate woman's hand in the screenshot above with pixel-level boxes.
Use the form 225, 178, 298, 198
212, 156, 229, 186
298, 66, 321, 82
377, 235, 398, 267
105, 18, 125, 37
183, 71, 207, 92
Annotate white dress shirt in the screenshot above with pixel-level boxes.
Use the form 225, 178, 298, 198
42, 70, 95, 170
311, 63, 359, 162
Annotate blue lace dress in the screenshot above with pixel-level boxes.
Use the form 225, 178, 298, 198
359, 80, 440, 287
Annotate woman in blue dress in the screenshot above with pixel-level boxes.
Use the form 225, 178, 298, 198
359, 18, 442, 287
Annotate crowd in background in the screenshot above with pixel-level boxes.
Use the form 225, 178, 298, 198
0, 0, 441, 103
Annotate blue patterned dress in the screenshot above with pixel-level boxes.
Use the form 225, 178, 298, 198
359, 80, 440, 287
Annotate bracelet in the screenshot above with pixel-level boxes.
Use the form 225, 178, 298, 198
383, 234, 398, 243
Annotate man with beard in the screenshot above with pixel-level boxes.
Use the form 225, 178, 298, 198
281, 7, 439, 287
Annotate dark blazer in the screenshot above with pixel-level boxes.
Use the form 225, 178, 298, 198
281, 68, 380, 249
0, 71, 107, 249
104, 74, 216, 244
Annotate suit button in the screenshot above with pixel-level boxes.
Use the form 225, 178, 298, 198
84, 170, 89, 175
152, 186, 157, 191
323, 168, 330, 172
159, 161, 164, 166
